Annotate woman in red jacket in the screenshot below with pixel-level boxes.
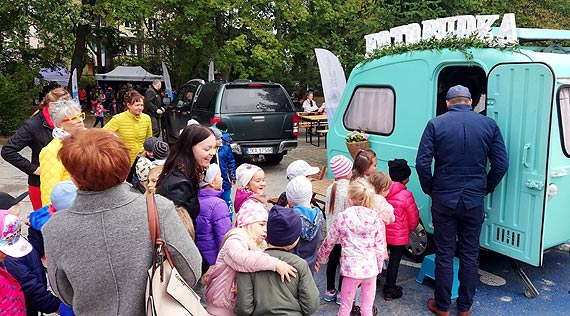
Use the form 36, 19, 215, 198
384, 158, 420, 301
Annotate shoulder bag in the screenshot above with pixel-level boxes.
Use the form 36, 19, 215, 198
145, 194, 208, 316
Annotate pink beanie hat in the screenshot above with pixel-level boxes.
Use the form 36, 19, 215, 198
236, 200, 268, 227
330, 155, 353, 179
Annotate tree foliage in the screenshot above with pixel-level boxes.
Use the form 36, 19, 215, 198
2, 0, 570, 135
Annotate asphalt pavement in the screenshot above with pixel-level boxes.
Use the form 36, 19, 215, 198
1, 129, 569, 315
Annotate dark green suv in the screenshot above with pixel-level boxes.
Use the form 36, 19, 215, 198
189, 80, 299, 163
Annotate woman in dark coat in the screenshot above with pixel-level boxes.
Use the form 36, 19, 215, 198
157, 124, 216, 223
1, 87, 71, 257
1, 87, 71, 210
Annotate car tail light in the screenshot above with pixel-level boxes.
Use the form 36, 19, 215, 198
292, 113, 299, 137
247, 84, 263, 87
210, 117, 222, 125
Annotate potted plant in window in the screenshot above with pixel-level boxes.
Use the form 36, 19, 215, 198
345, 130, 370, 158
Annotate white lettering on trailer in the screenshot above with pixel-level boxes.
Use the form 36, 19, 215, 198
365, 13, 517, 54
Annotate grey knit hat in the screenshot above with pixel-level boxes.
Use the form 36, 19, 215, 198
143, 137, 159, 152
152, 141, 170, 160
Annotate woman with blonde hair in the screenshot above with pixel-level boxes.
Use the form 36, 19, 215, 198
42, 129, 201, 316
39, 100, 85, 206
104, 90, 152, 163
1, 87, 71, 210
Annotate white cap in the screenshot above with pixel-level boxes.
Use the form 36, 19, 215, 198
200, 163, 221, 188
236, 163, 262, 187
286, 176, 313, 206
0, 210, 32, 258
286, 160, 320, 180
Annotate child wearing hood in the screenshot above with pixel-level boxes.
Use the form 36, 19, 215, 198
286, 176, 324, 275
234, 163, 266, 214
213, 122, 236, 217
197, 163, 232, 273
205, 201, 297, 316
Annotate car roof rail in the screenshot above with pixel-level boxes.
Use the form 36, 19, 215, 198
232, 79, 252, 83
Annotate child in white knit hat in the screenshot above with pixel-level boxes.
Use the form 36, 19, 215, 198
286, 176, 324, 275
234, 163, 266, 214
205, 200, 297, 316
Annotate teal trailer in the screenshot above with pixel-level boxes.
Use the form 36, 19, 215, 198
326, 27, 570, 298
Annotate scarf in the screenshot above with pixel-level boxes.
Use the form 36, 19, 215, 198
52, 127, 70, 140
42, 107, 55, 129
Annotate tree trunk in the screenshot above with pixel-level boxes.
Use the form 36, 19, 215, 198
69, 23, 90, 89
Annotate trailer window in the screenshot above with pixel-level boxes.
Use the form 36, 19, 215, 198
559, 87, 570, 155
344, 87, 394, 135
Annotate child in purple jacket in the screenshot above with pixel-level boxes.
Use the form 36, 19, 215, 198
197, 163, 232, 273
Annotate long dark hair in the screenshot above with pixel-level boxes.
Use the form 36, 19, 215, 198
157, 124, 214, 186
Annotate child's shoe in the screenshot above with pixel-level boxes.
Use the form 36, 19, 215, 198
350, 304, 361, 316
335, 292, 341, 305
323, 289, 338, 302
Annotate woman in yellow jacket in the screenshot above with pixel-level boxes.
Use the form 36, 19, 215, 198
39, 100, 85, 206
104, 90, 153, 163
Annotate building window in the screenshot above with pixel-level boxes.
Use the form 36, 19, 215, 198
124, 21, 137, 29
558, 86, 570, 156
146, 19, 156, 31
126, 43, 138, 55
344, 86, 395, 135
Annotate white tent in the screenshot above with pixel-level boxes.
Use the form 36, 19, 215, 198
39, 66, 70, 86
95, 66, 163, 82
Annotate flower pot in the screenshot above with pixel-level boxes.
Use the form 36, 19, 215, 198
346, 140, 370, 159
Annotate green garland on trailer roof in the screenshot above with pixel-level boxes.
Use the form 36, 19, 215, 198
361, 34, 521, 64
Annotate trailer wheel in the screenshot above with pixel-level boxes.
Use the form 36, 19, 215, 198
405, 222, 435, 262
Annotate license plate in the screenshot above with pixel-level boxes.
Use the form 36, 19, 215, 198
246, 147, 273, 154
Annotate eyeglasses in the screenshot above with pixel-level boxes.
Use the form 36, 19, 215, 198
62, 112, 85, 123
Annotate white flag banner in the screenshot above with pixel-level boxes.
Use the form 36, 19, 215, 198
314, 49, 346, 126
71, 68, 78, 100
208, 61, 215, 82
162, 62, 174, 100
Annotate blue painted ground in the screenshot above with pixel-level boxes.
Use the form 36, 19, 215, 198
312, 246, 570, 315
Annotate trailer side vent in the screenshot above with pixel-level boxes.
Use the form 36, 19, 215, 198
494, 226, 522, 249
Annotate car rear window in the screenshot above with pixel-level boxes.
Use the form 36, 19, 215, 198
221, 85, 292, 113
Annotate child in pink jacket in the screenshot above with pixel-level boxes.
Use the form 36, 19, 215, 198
316, 178, 387, 316
383, 159, 419, 301
205, 200, 296, 316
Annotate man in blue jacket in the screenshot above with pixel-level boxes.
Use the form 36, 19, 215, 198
416, 85, 508, 316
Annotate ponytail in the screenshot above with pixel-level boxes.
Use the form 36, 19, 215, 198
348, 178, 376, 209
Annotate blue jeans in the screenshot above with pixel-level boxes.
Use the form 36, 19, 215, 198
220, 188, 233, 219
431, 198, 484, 312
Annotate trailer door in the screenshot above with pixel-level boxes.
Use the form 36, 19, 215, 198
482, 62, 554, 266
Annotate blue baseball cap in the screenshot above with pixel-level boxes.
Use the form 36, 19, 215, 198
446, 85, 472, 100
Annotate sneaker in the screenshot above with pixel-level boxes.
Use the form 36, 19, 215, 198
335, 292, 341, 305
383, 287, 403, 301
323, 289, 338, 302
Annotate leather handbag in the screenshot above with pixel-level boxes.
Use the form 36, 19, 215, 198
145, 194, 208, 316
